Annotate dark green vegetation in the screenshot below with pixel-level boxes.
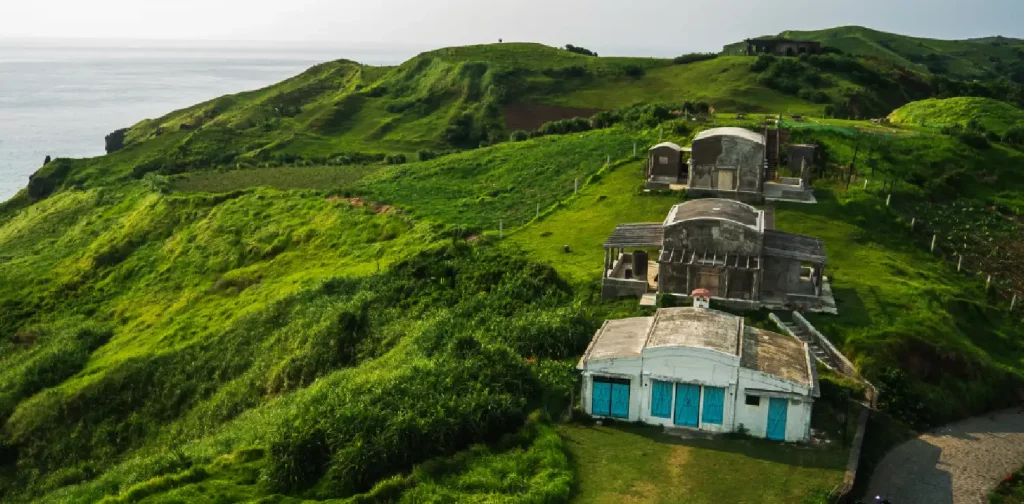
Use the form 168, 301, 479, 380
888, 96, 1024, 134
992, 465, 1024, 504
4, 30, 1024, 503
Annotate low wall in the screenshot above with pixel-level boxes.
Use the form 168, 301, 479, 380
685, 188, 765, 205
602, 278, 647, 299
793, 312, 878, 407
834, 407, 871, 503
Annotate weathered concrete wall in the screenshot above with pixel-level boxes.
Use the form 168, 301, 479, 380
788, 144, 816, 184
649, 146, 682, 180
733, 368, 813, 442
580, 366, 643, 422
658, 262, 688, 294
691, 134, 764, 171
639, 347, 740, 433
602, 277, 647, 299
761, 255, 803, 295
663, 219, 763, 255
687, 187, 765, 204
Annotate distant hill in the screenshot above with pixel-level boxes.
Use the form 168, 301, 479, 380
888, 96, 1024, 134
725, 26, 1024, 82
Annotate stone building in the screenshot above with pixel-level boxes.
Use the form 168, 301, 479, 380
744, 39, 822, 56
686, 127, 766, 203
577, 306, 819, 442
601, 198, 835, 312
646, 142, 689, 188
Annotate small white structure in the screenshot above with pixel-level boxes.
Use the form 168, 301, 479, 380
577, 307, 819, 442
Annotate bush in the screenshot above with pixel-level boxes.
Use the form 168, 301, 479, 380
509, 130, 529, 142
564, 44, 597, 57
385, 154, 407, 165
958, 132, 991, 149
672, 53, 718, 65
622, 64, 645, 78
750, 54, 776, 72
1001, 123, 1024, 145
417, 150, 439, 162
535, 117, 592, 137
589, 111, 620, 129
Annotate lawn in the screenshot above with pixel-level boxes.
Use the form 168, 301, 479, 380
559, 423, 847, 504
171, 163, 383, 193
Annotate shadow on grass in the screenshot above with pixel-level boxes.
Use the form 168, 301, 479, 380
569, 421, 848, 471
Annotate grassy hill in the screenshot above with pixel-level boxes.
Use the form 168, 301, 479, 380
725, 26, 1024, 82
3, 34, 1024, 503
888, 96, 1024, 133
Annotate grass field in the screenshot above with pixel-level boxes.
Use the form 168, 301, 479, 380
171, 163, 383, 193
888, 96, 1024, 134
558, 423, 846, 504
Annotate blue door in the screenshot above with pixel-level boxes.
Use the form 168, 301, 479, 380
767, 398, 788, 441
610, 382, 630, 419
592, 380, 611, 417
701, 386, 725, 425
674, 384, 700, 427
650, 380, 673, 418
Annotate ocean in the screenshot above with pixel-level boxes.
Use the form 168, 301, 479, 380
0, 42, 415, 202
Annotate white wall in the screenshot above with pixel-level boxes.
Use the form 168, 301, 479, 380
580, 356, 643, 422
637, 347, 739, 433
733, 367, 813, 442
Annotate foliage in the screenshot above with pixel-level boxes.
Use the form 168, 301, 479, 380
564, 44, 598, 57
889, 97, 1024, 135
673, 52, 718, 65
991, 465, 1024, 504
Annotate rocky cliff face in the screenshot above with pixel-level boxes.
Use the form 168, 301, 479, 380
104, 128, 128, 154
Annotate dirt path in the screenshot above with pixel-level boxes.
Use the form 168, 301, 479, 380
866, 408, 1024, 504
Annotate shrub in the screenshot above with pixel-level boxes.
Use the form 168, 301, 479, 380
385, 154, 407, 165
564, 44, 597, 57
509, 130, 529, 142
417, 149, 439, 162
672, 53, 718, 65
622, 64, 645, 78
958, 132, 990, 149
589, 111, 620, 129
750, 54, 776, 72
1001, 123, 1024, 145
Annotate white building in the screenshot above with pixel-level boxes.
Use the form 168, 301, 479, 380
576, 307, 819, 442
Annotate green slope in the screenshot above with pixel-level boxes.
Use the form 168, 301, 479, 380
889, 96, 1024, 133
727, 25, 1024, 82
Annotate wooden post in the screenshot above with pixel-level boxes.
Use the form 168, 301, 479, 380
957, 255, 963, 272
910, 217, 916, 231
659, 126, 663, 142
499, 219, 503, 239
1011, 294, 1017, 311
536, 203, 540, 219
886, 194, 891, 207
606, 155, 610, 166
863, 179, 868, 190
986, 274, 992, 290
930, 234, 936, 253
633, 142, 637, 158
574, 178, 578, 195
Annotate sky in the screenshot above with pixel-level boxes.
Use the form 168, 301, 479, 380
4, 0, 1024, 56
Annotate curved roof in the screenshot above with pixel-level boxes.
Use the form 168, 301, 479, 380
664, 198, 761, 230
693, 127, 765, 145
649, 141, 682, 151
645, 307, 741, 356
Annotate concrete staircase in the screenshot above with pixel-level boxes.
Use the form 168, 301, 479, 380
780, 318, 835, 370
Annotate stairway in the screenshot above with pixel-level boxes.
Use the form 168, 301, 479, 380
765, 128, 780, 181
779, 318, 836, 370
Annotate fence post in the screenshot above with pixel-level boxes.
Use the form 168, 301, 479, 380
863, 179, 868, 190
930, 234, 936, 253
536, 203, 540, 219
1012, 294, 1017, 311
910, 217, 915, 231
885, 194, 891, 207
574, 178, 578, 195
499, 219, 503, 239
957, 255, 963, 272
986, 274, 992, 291
633, 142, 637, 158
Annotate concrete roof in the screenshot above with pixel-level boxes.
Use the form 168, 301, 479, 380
665, 199, 761, 229
763, 230, 827, 264
650, 141, 683, 151
579, 317, 653, 364
694, 127, 765, 145
645, 307, 742, 356
741, 326, 813, 387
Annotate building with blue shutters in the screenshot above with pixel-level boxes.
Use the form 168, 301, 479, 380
577, 306, 819, 442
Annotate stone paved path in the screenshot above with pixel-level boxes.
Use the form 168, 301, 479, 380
866, 409, 1024, 504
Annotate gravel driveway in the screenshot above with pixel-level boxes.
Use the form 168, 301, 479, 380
866, 408, 1024, 504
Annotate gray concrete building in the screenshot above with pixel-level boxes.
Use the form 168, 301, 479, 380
686, 127, 766, 203
601, 199, 835, 313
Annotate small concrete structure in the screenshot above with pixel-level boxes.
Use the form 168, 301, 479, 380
743, 39, 822, 57
577, 307, 819, 442
601, 199, 835, 313
687, 127, 766, 203
646, 142, 689, 188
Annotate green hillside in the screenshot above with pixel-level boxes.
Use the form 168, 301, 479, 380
3, 33, 1024, 503
725, 26, 1024, 82
888, 96, 1024, 133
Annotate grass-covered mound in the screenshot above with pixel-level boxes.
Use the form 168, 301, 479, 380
0, 179, 603, 502
888, 96, 1024, 134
